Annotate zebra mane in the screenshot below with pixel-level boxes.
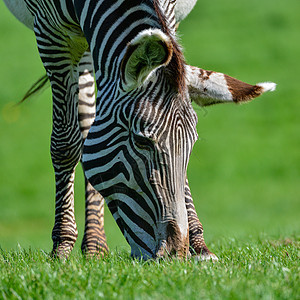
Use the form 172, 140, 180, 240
153, 0, 186, 96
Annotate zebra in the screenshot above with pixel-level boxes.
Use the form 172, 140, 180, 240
4, 0, 276, 260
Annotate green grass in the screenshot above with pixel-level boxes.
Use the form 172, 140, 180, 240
0, 0, 299, 298
1, 237, 299, 299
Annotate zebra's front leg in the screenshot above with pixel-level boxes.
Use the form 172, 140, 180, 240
50, 87, 83, 257
33, 14, 87, 258
185, 179, 218, 261
49, 66, 84, 258
51, 136, 82, 258
77, 52, 108, 256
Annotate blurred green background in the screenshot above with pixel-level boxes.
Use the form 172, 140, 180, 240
0, 0, 299, 253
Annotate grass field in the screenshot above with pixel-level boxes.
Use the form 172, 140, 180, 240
1, 237, 299, 299
0, 0, 299, 298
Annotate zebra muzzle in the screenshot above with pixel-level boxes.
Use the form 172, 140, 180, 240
155, 220, 189, 259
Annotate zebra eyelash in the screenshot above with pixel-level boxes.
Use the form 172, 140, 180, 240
131, 132, 156, 150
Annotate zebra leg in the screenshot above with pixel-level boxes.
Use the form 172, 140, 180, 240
34, 18, 87, 258
185, 179, 218, 261
50, 81, 82, 258
49, 73, 82, 258
77, 52, 108, 256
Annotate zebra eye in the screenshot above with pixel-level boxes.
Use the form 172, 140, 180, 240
132, 133, 155, 150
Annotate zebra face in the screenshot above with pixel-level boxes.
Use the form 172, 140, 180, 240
83, 29, 198, 259
126, 87, 198, 259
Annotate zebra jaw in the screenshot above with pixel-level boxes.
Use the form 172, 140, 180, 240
186, 65, 276, 106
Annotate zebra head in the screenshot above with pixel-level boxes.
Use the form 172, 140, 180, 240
83, 27, 197, 259
79, 0, 275, 259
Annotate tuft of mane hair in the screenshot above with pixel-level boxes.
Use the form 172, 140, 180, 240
153, 0, 186, 95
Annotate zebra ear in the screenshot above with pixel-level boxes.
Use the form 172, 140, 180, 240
186, 65, 276, 106
121, 29, 173, 90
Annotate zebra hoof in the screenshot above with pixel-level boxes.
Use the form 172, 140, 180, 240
51, 242, 74, 260
51, 249, 70, 261
190, 247, 219, 262
81, 237, 109, 258
189, 245, 219, 262
192, 252, 219, 262
196, 252, 219, 262
81, 247, 109, 259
